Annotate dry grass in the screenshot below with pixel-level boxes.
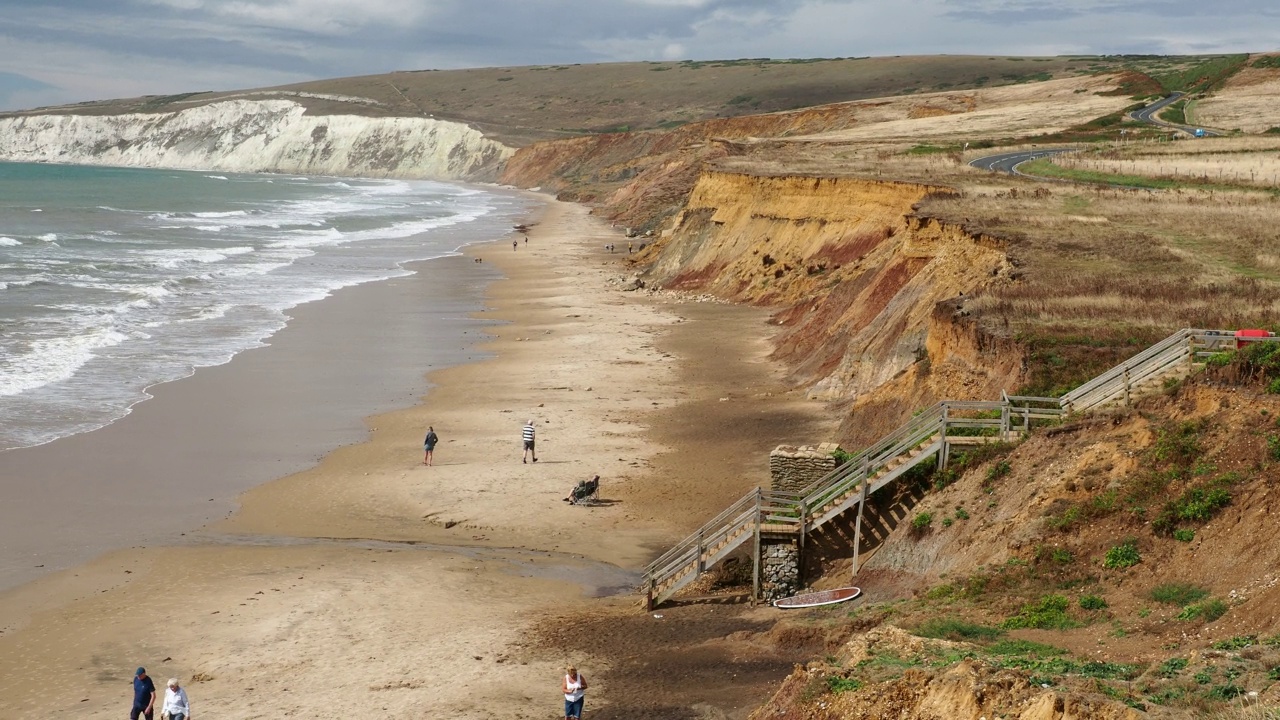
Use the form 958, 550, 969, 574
1205, 705, 1280, 720
912, 169, 1280, 391
778, 75, 1132, 144
1194, 65, 1280, 132
1047, 137, 1280, 188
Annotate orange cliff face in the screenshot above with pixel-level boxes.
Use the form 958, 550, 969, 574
500, 114, 1026, 446
642, 171, 1023, 444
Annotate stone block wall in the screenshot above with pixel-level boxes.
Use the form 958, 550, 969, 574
770, 442, 840, 493
760, 541, 800, 601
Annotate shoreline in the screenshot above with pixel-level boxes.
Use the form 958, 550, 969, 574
0, 196, 836, 718
0, 242, 507, 593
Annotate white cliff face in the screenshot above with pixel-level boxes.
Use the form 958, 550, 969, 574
0, 100, 512, 181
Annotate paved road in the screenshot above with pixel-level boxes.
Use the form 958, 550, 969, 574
1131, 92, 1221, 136
967, 147, 1076, 175
1130, 92, 1185, 125
970, 92, 1220, 176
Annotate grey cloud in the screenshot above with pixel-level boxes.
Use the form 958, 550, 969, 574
1, 0, 1276, 109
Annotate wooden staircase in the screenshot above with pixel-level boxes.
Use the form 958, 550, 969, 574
642, 328, 1270, 609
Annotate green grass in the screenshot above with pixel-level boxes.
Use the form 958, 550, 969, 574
1003, 594, 1077, 630
1176, 598, 1228, 622
826, 676, 862, 693
1211, 635, 1256, 650
1172, 528, 1195, 542
1152, 54, 1248, 93
1151, 583, 1210, 606
1159, 99, 1188, 125
914, 618, 1004, 641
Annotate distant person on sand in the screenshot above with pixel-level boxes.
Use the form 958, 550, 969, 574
131, 667, 156, 720
522, 419, 538, 463
562, 665, 588, 720
627, 241, 633, 253
162, 677, 191, 720
525, 235, 529, 244
513, 239, 518, 251
423, 426, 439, 466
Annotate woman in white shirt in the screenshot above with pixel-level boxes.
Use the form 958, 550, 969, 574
162, 678, 190, 720
561, 665, 587, 720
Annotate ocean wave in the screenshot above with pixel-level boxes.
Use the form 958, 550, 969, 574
0, 237, 21, 246
195, 225, 227, 232
38, 233, 57, 242
205, 175, 229, 180
0, 324, 131, 397
192, 210, 249, 218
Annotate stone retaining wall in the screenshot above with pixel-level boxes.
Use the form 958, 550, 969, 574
760, 541, 800, 601
770, 443, 840, 493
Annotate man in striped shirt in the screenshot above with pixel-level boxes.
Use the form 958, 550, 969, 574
522, 419, 538, 463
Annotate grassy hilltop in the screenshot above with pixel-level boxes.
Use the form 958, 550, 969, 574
9, 54, 1256, 146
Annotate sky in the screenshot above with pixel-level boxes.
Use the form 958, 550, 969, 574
1, 0, 1276, 111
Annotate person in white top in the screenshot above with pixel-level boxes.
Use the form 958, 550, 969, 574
161, 678, 190, 720
561, 665, 587, 720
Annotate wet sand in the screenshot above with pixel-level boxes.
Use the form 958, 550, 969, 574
0, 197, 834, 719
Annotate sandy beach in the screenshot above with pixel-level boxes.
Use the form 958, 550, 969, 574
0, 196, 834, 719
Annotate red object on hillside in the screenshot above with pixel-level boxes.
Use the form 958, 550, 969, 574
1235, 329, 1275, 348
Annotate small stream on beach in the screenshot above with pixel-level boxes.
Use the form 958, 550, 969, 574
192, 532, 643, 597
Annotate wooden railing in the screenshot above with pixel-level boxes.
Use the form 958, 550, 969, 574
641, 328, 1272, 608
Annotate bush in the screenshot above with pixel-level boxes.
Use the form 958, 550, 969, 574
831, 447, 854, 466
1172, 528, 1195, 542
1152, 482, 1232, 535
1152, 420, 1205, 465
1158, 657, 1188, 678
1080, 595, 1108, 610
1103, 540, 1141, 569
1269, 435, 1280, 461
1177, 599, 1228, 622
986, 460, 1012, 483
826, 676, 861, 693
911, 512, 934, 531
954, 507, 969, 520
1003, 594, 1076, 630
1151, 583, 1209, 606
1211, 635, 1256, 650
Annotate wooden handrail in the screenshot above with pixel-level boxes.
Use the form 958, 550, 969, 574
643, 327, 1243, 608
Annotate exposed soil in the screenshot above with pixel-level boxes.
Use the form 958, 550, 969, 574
530, 601, 824, 720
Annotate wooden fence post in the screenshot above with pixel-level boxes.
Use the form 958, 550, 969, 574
1123, 366, 1132, 408
751, 488, 762, 603
851, 475, 869, 579
939, 404, 950, 470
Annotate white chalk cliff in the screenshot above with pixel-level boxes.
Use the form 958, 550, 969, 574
0, 99, 512, 181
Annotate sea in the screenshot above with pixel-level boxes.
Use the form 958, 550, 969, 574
0, 161, 529, 452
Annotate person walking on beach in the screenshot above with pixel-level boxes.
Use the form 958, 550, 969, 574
162, 677, 191, 720
513, 239, 518, 251
562, 665, 588, 720
522, 419, 538, 463
130, 667, 156, 720
423, 426, 439, 466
